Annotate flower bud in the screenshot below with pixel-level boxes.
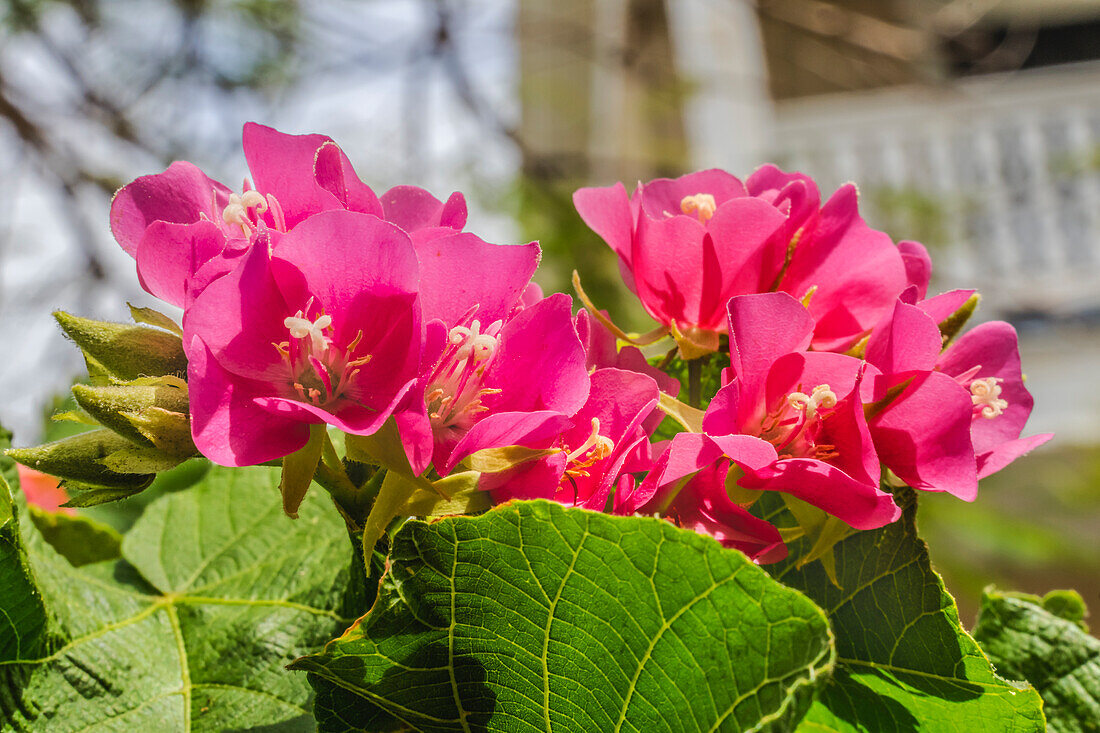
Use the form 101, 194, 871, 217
54, 311, 187, 381
71, 378, 193, 454
6, 429, 155, 490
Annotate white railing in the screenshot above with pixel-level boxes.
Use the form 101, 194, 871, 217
771, 61, 1100, 317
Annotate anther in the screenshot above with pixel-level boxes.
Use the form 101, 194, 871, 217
680, 193, 717, 223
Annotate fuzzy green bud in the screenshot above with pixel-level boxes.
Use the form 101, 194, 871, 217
7, 429, 155, 490
54, 312, 187, 381
71, 378, 192, 454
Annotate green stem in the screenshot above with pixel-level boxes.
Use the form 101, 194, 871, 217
687, 358, 702, 408
312, 432, 375, 528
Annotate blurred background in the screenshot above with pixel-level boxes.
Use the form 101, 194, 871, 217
0, 0, 1096, 623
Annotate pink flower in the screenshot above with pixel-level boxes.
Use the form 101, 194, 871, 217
400, 291, 591, 478
939, 322, 1053, 477
484, 367, 662, 511
111, 122, 469, 309
626, 444, 788, 563
574, 169, 788, 351
575, 307, 679, 432
184, 210, 424, 466
620, 292, 899, 561
387, 225, 587, 478
17, 465, 76, 516
864, 294, 1052, 496
573, 166, 910, 354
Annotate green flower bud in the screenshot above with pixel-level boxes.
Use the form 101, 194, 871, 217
54, 311, 187, 381
71, 378, 192, 453
6, 429, 155, 490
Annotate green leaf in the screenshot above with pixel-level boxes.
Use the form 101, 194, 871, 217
1, 464, 362, 731
973, 588, 1100, 732
754, 490, 1046, 731
0, 474, 51, 665
26, 505, 122, 567
293, 500, 835, 732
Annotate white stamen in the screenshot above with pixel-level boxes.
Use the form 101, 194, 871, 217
787, 384, 838, 421
680, 193, 717, 223
448, 319, 499, 363
221, 190, 271, 236
970, 377, 1008, 418
284, 310, 331, 352
565, 418, 613, 464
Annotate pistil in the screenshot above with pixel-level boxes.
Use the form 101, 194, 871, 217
970, 377, 1008, 418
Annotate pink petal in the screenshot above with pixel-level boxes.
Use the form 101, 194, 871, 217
242, 122, 343, 229
185, 232, 291, 383
573, 183, 635, 266
313, 141, 384, 218
701, 381, 742, 436
187, 338, 310, 466
484, 453, 568, 502
978, 433, 1053, 479
740, 458, 900, 529
938, 321, 1034, 453
638, 169, 746, 219
696, 198, 788, 327
270, 210, 419, 332
898, 240, 932, 299
445, 410, 573, 476
782, 184, 907, 351
135, 220, 226, 308
631, 211, 707, 326
745, 164, 820, 232
380, 185, 467, 233
571, 368, 658, 445
439, 192, 468, 230
727, 292, 815, 398
919, 289, 977, 325
256, 378, 414, 436
865, 300, 942, 375
111, 161, 229, 257
576, 309, 680, 401
870, 371, 978, 500
414, 232, 540, 326
482, 293, 590, 416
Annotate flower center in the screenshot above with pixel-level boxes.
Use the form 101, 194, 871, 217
787, 384, 838, 421
758, 384, 839, 461
970, 377, 1008, 419
426, 319, 503, 437
212, 181, 287, 238
564, 418, 615, 479
680, 193, 717, 223
273, 298, 370, 408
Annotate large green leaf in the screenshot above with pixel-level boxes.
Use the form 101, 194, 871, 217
756, 489, 1046, 731
973, 588, 1100, 732
293, 500, 835, 732
0, 474, 51, 666
1, 464, 360, 731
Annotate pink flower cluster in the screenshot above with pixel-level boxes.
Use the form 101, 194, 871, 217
113, 125, 1051, 563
